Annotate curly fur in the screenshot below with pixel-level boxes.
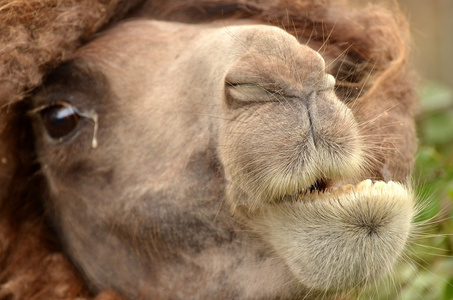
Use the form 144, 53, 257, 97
0, 1, 144, 298
0, 0, 417, 299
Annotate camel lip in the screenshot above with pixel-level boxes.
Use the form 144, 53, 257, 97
256, 179, 414, 292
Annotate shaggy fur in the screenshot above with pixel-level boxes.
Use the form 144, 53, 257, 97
0, 1, 144, 298
0, 0, 417, 299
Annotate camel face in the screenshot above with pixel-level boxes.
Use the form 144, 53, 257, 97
26, 13, 417, 300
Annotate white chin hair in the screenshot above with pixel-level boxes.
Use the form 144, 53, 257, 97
253, 180, 414, 291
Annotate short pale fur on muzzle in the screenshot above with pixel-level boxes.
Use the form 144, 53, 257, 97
218, 25, 414, 291
251, 180, 413, 291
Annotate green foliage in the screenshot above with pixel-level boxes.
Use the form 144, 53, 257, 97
358, 81, 453, 299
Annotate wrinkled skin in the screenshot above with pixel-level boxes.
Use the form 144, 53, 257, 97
29, 20, 416, 299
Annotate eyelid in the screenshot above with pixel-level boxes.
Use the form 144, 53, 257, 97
226, 82, 285, 103
28, 101, 81, 116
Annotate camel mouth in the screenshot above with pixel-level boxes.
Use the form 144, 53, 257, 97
278, 177, 331, 201
279, 178, 404, 203
307, 178, 330, 194
256, 179, 414, 291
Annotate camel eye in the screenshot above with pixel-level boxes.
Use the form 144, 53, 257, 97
40, 103, 80, 139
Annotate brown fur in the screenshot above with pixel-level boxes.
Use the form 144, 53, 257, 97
0, 0, 417, 299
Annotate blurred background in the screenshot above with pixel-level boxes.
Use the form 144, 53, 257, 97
359, 1, 453, 299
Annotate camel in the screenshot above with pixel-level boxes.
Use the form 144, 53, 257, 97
0, 1, 418, 299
